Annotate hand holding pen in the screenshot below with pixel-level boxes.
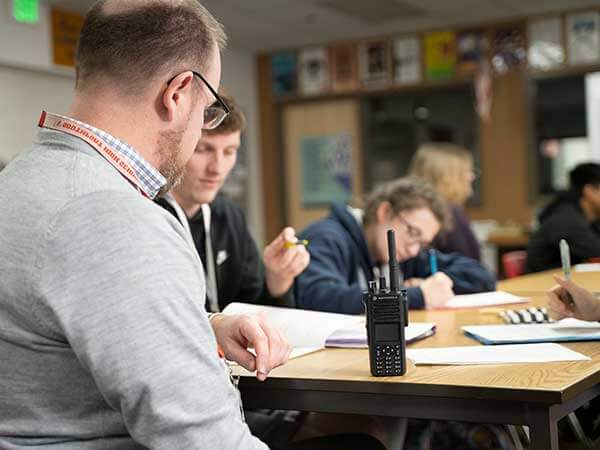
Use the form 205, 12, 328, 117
263, 227, 310, 297
547, 275, 600, 322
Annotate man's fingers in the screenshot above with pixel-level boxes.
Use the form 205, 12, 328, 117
239, 317, 270, 377
263, 228, 292, 259
553, 275, 580, 294
267, 244, 302, 271
239, 314, 291, 381
281, 227, 296, 243
278, 247, 310, 277
256, 315, 291, 372
548, 298, 572, 320
226, 346, 257, 373
548, 292, 567, 313
433, 272, 453, 288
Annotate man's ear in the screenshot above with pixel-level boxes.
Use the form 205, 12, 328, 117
376, 201, 392, 225
162, 72, 195, 121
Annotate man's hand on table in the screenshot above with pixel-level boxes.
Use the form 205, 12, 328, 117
210, 313, 292, 381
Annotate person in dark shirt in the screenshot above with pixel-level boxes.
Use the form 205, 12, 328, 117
409, 142, 481, 261
294, 178, 495, 313
157, 92, 309, 311
527, 162, 600, 273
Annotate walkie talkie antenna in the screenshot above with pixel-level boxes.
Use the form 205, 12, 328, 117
387, 229, 400, 293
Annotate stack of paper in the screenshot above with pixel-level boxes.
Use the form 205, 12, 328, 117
462, 318, 600, 345
444, 291, 528, 309
406, 343, 590, 365
222, 303, 436, 358
325, 323, 435, 348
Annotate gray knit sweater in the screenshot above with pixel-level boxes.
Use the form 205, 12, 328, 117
0, 128, 266, 450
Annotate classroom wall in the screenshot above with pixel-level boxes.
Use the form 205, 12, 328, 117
0, 1, 74, 163
467, 71, 533, 225
220, 49, 265, 246
0, 0, 265, 244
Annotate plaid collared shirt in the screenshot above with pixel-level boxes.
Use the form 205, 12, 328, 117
54, 113, 166, 199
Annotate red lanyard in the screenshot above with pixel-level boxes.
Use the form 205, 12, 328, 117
38, 111, 150, 199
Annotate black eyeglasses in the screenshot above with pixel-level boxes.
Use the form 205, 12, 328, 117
167, 71, 230, 130
397, 215, 428, 248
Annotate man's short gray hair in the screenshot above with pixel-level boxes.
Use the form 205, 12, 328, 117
75, 0, 226, 95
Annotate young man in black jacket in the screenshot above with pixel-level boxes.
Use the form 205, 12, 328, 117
527, 162, 600, 273
157, 92, 309, 311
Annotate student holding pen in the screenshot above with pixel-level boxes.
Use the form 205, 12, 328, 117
294, 177, 496, 313
157, 92, 310, 312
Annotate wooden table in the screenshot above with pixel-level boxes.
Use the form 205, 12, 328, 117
498, 268, 600, 296
234, 294, 600, 450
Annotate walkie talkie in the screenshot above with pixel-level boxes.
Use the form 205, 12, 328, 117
365, 229, 409, 376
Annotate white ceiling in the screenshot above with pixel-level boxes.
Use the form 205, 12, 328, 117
51, 0, 600, 51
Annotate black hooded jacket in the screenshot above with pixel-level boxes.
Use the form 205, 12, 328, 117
526, 191, 600, 272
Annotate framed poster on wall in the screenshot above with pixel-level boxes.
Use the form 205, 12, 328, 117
567, 11, 600, 64
301, 133, 353, 206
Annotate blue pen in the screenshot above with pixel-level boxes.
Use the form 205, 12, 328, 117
429, 248, 438, 274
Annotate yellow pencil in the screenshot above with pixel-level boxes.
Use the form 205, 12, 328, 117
284, 239, 309, 249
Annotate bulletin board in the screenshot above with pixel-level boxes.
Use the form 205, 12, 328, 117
283, 99, 363, 231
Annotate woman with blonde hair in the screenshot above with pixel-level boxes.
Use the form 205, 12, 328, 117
409, 142, 481, 261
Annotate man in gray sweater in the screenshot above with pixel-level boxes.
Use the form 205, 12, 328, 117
0, 1, 290, 449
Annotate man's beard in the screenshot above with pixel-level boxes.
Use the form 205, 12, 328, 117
156, 127, 186, 196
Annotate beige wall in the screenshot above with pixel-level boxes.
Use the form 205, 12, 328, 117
282, 99, 363, 231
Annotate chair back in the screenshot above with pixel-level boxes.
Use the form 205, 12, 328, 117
502, 250, 528, 279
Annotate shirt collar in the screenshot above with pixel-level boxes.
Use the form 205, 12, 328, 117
54, 113, 166, 199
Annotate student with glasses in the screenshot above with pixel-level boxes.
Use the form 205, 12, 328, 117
294, 177, 495, 313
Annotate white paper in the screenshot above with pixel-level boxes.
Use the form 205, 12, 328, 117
326, 322, 435, 348
462, 319, 600, 344
222, 302, 364, 348
406, 343, 590, 365
444, 291, 528, 309
550, 318, 600, 329
228, 346, 322, 366
574, 263, 600, 272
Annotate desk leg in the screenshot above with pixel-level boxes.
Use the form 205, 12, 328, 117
529, 407, 559, 450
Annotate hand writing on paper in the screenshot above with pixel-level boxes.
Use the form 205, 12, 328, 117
421, 272, 454, 309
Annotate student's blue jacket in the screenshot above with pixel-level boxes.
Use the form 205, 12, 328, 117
294, 204, 496, 314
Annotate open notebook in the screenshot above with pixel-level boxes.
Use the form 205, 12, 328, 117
222, 303, 435, 356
